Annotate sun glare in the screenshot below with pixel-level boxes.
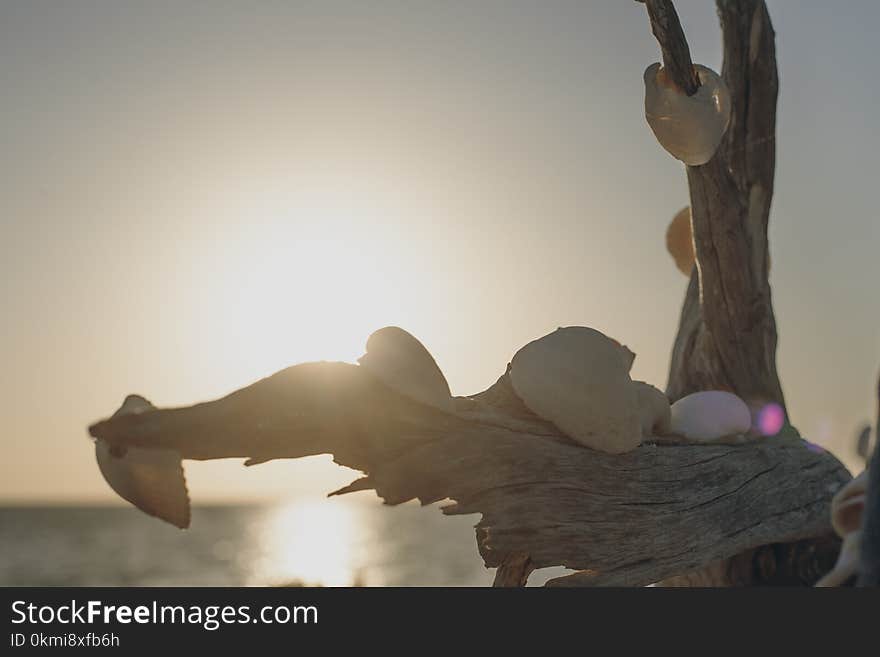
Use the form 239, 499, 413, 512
202, 173, 431, 387
249, 498, 365, 586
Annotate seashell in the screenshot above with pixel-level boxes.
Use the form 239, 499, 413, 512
644, 62, 731, 166
669, 390, 751, 442
815, 530, 862, 587
95, 395, 190, 528
634, 381, 672, 437
358, 326, 453, 412
509, 326, 641, 454
830, 469, 868, 538
666, 207, 696, 276
664, 206, 770, 277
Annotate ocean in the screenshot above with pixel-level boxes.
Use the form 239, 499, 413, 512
0, 497, 557, 587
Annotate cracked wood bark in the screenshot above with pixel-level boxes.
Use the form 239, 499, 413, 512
89, 361, 849, 587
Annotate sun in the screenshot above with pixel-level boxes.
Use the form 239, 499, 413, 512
201, 173, 424, 387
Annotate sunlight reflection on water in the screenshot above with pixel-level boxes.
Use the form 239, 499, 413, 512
0, 497, 499, 586
249, 498, 363, 586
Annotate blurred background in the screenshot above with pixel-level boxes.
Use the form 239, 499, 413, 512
1, 0, 878, 586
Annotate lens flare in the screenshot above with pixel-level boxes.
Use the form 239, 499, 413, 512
757, 402, 785, 436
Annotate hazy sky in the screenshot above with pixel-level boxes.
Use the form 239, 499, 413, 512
2, 1, 878, 503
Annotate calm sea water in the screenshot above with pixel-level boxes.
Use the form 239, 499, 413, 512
0, 497, 511, 587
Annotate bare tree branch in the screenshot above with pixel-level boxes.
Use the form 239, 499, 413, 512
642, 0, 701, 95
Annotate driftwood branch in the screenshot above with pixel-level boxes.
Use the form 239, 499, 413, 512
89, 361, 849, 586
655, 0, 784, 413
642, 0, 701, 95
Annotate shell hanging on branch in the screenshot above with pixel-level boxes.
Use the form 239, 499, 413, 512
644, 63, 731, 166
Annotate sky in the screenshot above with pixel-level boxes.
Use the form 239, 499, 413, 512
2, 0, 878, 503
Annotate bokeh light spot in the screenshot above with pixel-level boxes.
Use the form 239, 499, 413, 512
757, 403, 785, 436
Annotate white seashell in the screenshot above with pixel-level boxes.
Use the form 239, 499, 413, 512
669, 390, 751, 441
509, 326, 641, 454
358, 326, 453, 412
94, 395, 190, 528
644, 62, 731, 166
634, 381, 672, 437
